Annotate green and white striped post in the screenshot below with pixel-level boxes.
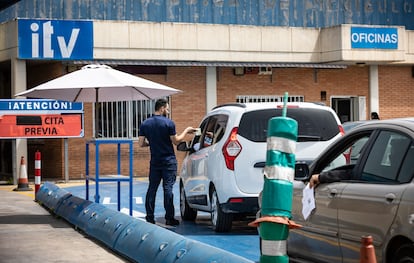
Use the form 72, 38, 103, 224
259, 92, 298, 263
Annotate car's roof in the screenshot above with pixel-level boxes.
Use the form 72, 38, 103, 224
347, 118, 414, 133
342, 120, 369, 132
211, 102, 334, 112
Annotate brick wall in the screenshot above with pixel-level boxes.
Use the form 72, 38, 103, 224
217, 66, 370, 107
25, 64, 414, 180
379, 66, 414, 120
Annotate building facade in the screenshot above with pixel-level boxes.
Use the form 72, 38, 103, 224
0, 0, 413, 182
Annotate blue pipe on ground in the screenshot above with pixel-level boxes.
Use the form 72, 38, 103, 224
36, 182, 254, 263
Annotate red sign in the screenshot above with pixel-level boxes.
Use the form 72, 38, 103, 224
0, 114, 83, 138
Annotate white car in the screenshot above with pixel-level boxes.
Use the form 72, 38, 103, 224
177, 102, 343, 232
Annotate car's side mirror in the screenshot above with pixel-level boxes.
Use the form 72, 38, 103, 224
177, 141, 191, 151
294, 162, 310, 181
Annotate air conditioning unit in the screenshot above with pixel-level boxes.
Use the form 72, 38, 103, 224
259, 67, 272, 75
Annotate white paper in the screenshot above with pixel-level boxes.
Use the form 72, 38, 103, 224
302, 183, 316, 220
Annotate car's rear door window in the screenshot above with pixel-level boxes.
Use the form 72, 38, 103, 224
398, 143, 414, 183
362, 131, 412, 183
196, 114, 228, 149
238, 108, 340, 142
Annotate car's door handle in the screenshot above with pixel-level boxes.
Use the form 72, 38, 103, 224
329, 189, 338, 198
385, 193, 396, 203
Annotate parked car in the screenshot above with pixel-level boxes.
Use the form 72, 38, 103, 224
177, 102, 343, 232
342, 120, 369, 133
289, 118, 414, 263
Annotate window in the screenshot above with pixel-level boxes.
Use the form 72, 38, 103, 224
236, 95, 304, 103
238, 108, 340, 142
399, 144, 414, 183
95, 100, 158, 139
362, 131, 412, 183
203, 118, 217, 148
191, 118, 208, 152
322, 134, 371, 173
212, 115, 227, 144
191, 114, 228, 151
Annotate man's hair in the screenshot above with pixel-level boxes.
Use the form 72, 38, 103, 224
155, 98, 168, 111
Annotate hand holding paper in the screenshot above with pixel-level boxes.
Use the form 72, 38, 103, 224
302, 183, 316, 220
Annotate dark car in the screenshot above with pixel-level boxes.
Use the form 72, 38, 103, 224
342, 120, 369, 133
289, 118, 414, 263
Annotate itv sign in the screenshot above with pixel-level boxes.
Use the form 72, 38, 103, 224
351, 27, 398, 49
18, 19, 93, 60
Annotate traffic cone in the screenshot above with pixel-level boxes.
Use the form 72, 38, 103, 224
13, 156, 32, 191
360, 235, 377, 263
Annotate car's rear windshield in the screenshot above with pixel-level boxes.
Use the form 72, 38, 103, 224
238, 108, 340, 142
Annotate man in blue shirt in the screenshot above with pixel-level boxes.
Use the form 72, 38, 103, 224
138, 98, 195, 226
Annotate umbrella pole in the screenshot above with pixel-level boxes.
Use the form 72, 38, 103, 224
95, 88, 99, 138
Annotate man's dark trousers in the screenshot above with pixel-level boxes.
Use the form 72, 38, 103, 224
145, 162, 177, 222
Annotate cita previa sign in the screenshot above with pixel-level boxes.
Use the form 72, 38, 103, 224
0, 99, 84, 138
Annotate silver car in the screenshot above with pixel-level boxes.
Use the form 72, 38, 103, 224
289, 118, 414, 263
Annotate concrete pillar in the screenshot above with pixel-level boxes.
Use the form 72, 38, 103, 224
206, 66, 217, 112
369, 65, 379, 118
11, 58, 27, 185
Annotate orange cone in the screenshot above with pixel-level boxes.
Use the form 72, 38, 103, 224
360, 235, 377, 263
13, 156, 32, 192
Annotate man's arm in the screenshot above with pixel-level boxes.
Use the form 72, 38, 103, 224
138, 136, 149, 147
171, 127, 195, 145
309, 168, 353, 188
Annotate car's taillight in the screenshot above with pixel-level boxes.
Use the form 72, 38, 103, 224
339, 125, 345, 135
229, 198, 244, 203
222, 127, 242, 171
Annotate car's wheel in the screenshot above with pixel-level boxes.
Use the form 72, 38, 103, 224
393, 244, 414, 263
180, 183, 197, 221
211, 189, 232, 232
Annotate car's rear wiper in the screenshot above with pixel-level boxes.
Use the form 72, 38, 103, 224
297, 135, 322, 142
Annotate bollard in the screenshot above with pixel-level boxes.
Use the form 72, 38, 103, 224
13, 156, 32, 191
360, 235, 377, 263
249, 92, 301, 263
34, 150, 41, 194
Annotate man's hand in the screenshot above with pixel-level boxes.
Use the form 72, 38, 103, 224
138, 136, 149, 147
186, 127, 197, 134
309, 174, 320, 188
172, 126, 196, 145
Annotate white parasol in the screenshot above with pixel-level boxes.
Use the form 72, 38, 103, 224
16, 64, 182, 137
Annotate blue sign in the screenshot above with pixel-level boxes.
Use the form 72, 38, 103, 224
18, 19, 93, 60
0, 99, 83, 113
351, 27, 398, 49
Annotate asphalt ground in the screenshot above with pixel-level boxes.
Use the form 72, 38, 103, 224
0, 182, 129, 263
0, 179, 261, 263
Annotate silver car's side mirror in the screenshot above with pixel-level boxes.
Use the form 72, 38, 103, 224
294, 162, 310, 181
177, 141, 191, 151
